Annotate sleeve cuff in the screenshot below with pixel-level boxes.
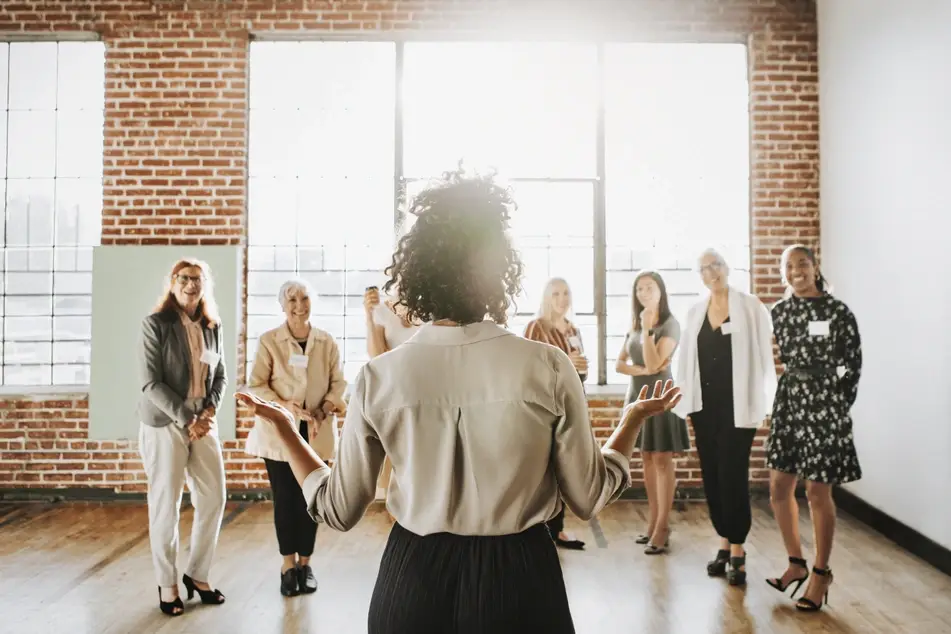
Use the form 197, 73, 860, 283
601, 447, 633, 496
301, 466, 333, 522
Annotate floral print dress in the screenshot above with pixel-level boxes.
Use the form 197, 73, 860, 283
766, 294, 863, 484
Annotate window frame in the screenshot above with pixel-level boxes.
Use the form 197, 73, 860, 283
246, 36, 757, 388
0, 37, 104, 393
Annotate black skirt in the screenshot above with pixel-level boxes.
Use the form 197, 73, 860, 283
367, 522, 575, 634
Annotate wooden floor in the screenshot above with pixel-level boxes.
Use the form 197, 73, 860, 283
1, 500, 949, 634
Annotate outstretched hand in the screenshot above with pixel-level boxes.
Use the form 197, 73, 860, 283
236, 391, 296, 428
622, 380, 682, 423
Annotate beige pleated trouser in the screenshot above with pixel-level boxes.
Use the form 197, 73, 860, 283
139, 398, 226, 588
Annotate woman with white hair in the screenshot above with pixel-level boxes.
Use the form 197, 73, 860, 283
246, 278, 347, 597
673, 248, 776, 585
523, 277, 588, 549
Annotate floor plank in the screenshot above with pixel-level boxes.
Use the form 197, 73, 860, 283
1, 500, 949, 633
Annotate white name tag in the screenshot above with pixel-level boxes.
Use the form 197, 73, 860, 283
808, 320, 830, 336
720, 322, 733, 335
289, 353, 309, 369
567, 335, 582, 351
200, 349, 220, 366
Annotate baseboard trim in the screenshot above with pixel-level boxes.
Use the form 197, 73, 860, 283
833, 487, 951, 578
0, 488, 276, 503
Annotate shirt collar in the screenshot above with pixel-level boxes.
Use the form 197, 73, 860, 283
405, 321, 513, 346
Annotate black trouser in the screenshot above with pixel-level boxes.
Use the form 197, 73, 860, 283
368, 522, 575, 634
546, 506, 565, 537
264, 421, 317, 557
692, 408, 757, 545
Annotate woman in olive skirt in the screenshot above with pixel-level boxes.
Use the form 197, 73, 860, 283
616, 270, 690, 554
237, 166, 683, 633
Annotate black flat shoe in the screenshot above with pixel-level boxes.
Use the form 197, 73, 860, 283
182, 573, 225, 605
281, 567, 299, 597
635, 534, 651, 545
297, 564, 318, 594
554, 537, 585, 550
157, 587, 184, 616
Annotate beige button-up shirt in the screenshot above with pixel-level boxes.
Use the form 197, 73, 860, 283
302, 321, 631, 536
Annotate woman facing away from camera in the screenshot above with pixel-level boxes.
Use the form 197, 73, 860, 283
238, 166, 682, 634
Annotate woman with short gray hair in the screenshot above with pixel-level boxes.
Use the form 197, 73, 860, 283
246, 278, 347, 597
674, 248, 776, 585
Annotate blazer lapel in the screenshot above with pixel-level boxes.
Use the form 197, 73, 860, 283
169, 316, 192, 389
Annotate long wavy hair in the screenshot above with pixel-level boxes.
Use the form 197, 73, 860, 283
383, 164, 524, 325
153, 258, 221, 327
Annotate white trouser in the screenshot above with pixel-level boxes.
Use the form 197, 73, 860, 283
139, 400, 226, 588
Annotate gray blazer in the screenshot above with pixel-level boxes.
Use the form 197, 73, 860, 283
138, 310, 228, 428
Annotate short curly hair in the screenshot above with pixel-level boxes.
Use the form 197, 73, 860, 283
383, 165, 524, 325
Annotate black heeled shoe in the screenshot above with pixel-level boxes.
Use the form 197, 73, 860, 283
707, 549, 730, 577
182, 573, 226, 605
727, 554, 747, 586
796, 567, 832, 612
766, 556, 809, 597
157, 587, 184, 616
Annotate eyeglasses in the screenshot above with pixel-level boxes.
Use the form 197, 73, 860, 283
699, 262, 724, 274
176, 274, 203, 285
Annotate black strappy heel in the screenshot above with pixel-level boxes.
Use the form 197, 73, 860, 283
727, 554, 747, 586
796, 567, 832, 612
766, 556, 809, 597
157, 586, 184, 616
182, 573, 226, 605
707, 549, 730, 577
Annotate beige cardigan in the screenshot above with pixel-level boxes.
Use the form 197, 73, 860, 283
245, 323, 347, 461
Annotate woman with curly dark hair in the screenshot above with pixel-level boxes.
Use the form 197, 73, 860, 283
237, 166, 682, 634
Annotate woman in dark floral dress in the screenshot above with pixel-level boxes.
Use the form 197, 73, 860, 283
765, 245, 862, 613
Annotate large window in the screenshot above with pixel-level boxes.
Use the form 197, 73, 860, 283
246, 42, 396, 380
0, 42, 105, 387
247, 40, 750, 385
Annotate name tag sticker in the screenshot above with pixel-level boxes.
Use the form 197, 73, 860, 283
200, 349, 220, 366
289, 353, 309, 368
567, 336, 582, 351
720, 322, 733, 335
808, 320, 830, 336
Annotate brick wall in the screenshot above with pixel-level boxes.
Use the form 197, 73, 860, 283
0, 0, 816, 495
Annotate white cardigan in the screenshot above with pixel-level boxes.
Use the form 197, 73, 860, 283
673, 287, 777, 429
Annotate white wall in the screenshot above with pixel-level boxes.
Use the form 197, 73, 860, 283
818, 0, 951, 549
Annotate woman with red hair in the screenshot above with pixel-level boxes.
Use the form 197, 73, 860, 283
138, 258, 228, 616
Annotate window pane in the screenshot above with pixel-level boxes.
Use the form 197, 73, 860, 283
604, 43, 751, 385
8, 42, 57, 111
7, 111, 57, 178
507, 181, 594, 316
403, 42, 598, 178
57, 42, 105, 110
247, 41, 395, 383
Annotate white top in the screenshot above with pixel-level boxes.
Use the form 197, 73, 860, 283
673, 287, 778, 428
302, 321, 631, 536
373, 302, 420, 349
